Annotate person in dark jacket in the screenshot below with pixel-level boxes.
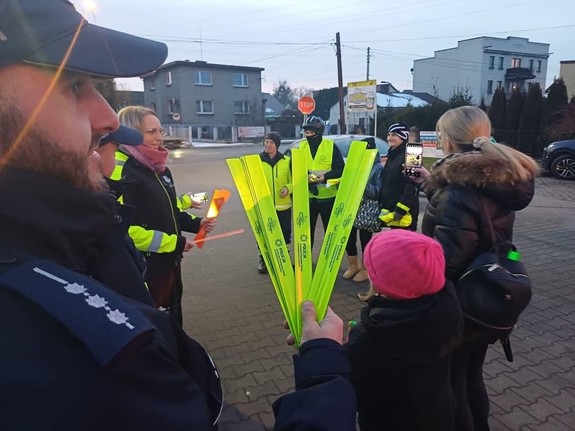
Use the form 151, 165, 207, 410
416, 106, 538, 431
111, 105, 217, 326
290, 116, 344, 248
348, 229, 463, 431
342, 137, 384, 282
0, 2, 357, 429
377, 122, 420, 231
357, 123, 420, 298
87, 125, 155, 306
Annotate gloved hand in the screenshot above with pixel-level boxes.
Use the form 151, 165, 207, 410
379, 209, 412, 228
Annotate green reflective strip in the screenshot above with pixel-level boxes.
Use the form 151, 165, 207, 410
291, 149, 312, 320
397, 202, 410, 212
310, 142, 377, 320
241, 155, 299, 340
227, 157, 299, 342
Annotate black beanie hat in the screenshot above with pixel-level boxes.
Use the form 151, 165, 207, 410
264, 132, 282, 148
387, 122, 410, 143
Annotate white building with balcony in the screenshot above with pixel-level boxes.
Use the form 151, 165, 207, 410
412, 36, 550, 105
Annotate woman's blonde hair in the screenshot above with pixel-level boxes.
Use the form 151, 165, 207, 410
117, 106, 158, 131
437, 106, 538, 181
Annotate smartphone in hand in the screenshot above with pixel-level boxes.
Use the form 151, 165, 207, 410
405, 143, 423, 177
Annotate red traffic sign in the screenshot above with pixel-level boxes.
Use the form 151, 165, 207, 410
298, 96, 316, 115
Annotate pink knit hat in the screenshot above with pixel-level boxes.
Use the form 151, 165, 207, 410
363, 230, 446, 300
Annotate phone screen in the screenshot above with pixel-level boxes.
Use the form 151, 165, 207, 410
405, 143, 423, 176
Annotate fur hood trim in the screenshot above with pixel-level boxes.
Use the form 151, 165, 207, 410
425, 152, 526, 189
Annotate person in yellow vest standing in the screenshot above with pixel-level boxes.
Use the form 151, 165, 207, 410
257, 132, 292, 273
295, 116, 344, 248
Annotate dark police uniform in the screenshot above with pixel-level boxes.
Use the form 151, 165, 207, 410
0, 253, 222, 431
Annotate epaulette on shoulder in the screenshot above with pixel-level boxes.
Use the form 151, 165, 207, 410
0, 256, 155, 366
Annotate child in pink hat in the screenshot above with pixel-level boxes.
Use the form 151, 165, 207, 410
347, 229, 463, 431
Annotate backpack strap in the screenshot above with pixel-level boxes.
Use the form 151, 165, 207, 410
0, 256, 155, 366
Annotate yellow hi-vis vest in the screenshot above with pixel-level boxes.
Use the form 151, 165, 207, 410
261, 156, 292, 211
298, 139, 338, 200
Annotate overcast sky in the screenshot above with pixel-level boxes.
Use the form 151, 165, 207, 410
73, 0, 574, 96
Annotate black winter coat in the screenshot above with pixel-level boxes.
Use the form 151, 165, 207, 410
377, 143, 420, 229
118, 153, 202, 280
421, 151, 535, 281
348, 285, 463, 431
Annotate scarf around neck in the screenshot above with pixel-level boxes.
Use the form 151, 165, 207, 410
122, 144, 169, 173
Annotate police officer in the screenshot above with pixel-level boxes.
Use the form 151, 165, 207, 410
293, 116, 344, 247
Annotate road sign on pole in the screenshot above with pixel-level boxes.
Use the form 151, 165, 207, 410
298, 96, 316, 115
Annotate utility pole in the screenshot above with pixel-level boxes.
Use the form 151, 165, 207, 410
336, 32, 346, 134
366, 47, 371, 80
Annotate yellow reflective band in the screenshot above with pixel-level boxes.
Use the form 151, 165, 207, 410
397, 202, 410, 212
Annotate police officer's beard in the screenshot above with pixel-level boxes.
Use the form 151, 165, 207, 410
0, 105, 103, 192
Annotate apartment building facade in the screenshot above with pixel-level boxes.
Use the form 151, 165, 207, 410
412, 36, 550, 105
142, 60, 264, 141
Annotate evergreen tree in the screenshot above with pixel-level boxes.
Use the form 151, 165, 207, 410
541, 78, 569, 143
503, 89, 525, 148
478, 97, 487, 112
517, 83, 543, 155
448, 87, 473, 108
488, 87, 506, 141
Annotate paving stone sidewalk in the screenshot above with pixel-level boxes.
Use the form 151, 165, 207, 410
180, 174, 575, 431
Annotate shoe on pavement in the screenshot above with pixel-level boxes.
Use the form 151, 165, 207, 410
257, 259, 267, 274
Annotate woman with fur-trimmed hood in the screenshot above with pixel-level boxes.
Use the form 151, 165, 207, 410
414, 106, 538, 431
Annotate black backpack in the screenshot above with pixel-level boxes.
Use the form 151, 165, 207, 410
455, 197, 532, 362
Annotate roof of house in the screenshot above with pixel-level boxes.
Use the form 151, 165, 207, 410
376, 92, 428, 108
262, 93, 285, 116
147, 60, 264, 75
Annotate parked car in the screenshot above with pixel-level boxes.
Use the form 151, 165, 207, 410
286, 134, 389, 161
541, 139, 575, 180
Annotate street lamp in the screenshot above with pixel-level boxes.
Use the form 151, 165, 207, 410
84, 0, 97, 22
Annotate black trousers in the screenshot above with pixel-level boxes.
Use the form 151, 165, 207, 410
277, 208, 292, 245
309, 199, 335, 248
451, 340, 491, 431
345, 227, 373, 257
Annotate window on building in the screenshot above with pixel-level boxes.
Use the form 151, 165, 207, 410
194, 70, 212, 85
196, 100, 214, 114
489, 56, 495, 69
168, 99, 176, 113
497, 81, 502, 89
166, 71, 172, 86
498, 57, 504, 70
528, 60, 534, 72
150, 78, 156, 90
537, 60, 542, 73
487, 80, 493, 94
511, 58, 521, 68
233, 73, 249, 87
234, 101, 250, 114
